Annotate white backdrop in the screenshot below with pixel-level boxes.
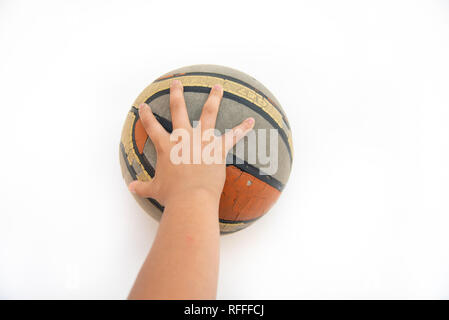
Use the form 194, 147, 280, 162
1, 0, 449, 299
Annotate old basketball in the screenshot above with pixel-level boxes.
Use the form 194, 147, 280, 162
120, 65, 293, 233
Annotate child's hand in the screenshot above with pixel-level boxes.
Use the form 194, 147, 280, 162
128, 80, 255, 206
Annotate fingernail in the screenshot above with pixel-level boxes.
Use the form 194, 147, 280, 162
129, 185, 136, 194
139, 103, 147, 110
213, 84, 223, 93
245, 117, 255, 126
172, 79, 181, 87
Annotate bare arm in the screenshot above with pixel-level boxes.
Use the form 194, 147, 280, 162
127, 80, 254, 299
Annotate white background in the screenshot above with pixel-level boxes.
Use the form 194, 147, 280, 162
1, 0, 449, 299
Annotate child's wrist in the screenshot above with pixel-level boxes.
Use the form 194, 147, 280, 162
164, 188, 221, 209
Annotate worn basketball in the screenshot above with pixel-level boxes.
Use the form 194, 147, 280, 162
120, 65, 293, 233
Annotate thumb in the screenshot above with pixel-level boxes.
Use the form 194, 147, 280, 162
128, 180, 157, 199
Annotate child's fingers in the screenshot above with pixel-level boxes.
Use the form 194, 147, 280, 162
222, 117, 255, 154
138, 103, 168, 150
169, 80, 190, 129
128, 180, 157, 199
200, 85, 223, 131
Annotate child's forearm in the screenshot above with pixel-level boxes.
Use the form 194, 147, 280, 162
128, 189, 221, 300
127, 81, 254, 299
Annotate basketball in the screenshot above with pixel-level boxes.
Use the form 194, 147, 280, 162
120, 65, 293, 233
